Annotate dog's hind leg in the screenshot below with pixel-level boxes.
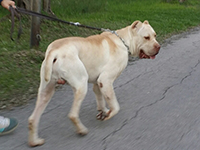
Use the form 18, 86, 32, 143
68, 83, 88, 135
93, 83, 109, 120
66, 58, 89, 135
28, 64, 56, 147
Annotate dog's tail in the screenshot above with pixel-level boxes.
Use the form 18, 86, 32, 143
44, 50, 57, 82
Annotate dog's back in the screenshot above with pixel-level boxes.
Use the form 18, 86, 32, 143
43, 33, 121, 83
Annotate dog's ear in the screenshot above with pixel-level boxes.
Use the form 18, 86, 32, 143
131, 20, 141, 29
143, 20, 149, 24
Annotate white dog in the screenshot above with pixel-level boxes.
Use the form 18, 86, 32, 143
28, 20, 160, 147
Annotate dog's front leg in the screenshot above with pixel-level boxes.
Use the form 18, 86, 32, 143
97, 78, 120, 121
93, 83, 109, 120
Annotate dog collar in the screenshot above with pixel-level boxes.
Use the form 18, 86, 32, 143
102, 29, 130, 54
112, 31, 130, 51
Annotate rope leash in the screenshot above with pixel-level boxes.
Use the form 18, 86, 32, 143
9, 6, 129, 51
9, 6, 22, 41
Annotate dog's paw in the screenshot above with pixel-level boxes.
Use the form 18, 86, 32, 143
96, 110, 111, 121
29, 138, 45, 147
77, 127, 88, 136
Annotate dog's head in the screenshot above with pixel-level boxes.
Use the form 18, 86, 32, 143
129, 20, 160, 59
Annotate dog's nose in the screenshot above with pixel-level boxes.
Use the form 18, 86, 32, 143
154, 43, 160, 52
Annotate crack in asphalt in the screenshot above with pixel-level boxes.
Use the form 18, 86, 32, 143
174, 119, 196, 150
102, 81, 178, 150
102, 119, 128, 150
180, 59, 200, 84
114, 74, 142, 90
101, 59, 200, 150
114, 70, 153, 90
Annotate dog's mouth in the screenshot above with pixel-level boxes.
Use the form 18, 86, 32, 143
139, 50, 158, 59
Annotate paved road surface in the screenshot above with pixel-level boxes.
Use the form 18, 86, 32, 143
1, 27, 200, 150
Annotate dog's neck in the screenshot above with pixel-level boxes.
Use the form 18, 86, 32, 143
115, 27, 132, 55
116, 26, 140, 57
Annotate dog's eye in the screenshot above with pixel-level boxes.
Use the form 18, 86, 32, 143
154, 34, 157, 37
144, 36, 150, 40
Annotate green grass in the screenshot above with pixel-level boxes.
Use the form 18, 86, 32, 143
0, 0, 200, 109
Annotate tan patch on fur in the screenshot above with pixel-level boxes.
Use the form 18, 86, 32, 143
99, 82, 103, 88
86, 34, 117, 53
47, 33, 118, 60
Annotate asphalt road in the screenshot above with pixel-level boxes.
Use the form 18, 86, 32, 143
1, 27, 200, 150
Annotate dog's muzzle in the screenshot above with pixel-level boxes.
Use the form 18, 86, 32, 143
139, 43, 160, 59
